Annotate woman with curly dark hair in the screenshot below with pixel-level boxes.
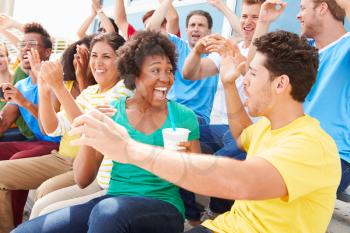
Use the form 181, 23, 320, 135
13, 31, 200, 233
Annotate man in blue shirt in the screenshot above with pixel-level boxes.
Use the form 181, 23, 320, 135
297, 0, 350, 193
0, 22, 60, 232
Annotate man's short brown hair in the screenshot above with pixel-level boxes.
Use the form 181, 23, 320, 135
23, 22, 52, 49
313, 0, 346, 22
254, 30, 319, 102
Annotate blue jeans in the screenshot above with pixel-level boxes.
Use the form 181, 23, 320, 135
179, 116, 208, 221
13, 195, 184, 233
338, 159, 350, 193
197, 116, 208, 126
0, 128, 27, 142
180, 188, 202, 221
200, 124, 247, 213
200, 124, 246, 159
184, 226, 213, 233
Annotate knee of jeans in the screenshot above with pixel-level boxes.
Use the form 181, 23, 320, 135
90, 197, 130, 218
88, 197, 132, 231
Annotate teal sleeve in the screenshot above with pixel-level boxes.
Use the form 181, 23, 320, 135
187, 111, 199, 141
172, 101, 199, 141
111, 98, 123, 123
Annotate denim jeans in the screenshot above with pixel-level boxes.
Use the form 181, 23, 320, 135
338, 159, 350, 193
184, 226, 213, 233
0, 128, 27, 142
12, 195, 184, 233
200, 124, 246, 159
180, 188, 202, 221
200, 124, 247, 214
180, 116, 208, 221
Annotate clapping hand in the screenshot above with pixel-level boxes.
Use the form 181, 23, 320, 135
220, 60, 246, 87
73, 45, 91, 90
27, 48, 42, 80
39, 61, 65, 91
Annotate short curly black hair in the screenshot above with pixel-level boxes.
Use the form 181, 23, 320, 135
254, 30, 319, 102
23, 22, 52, 49
117, 31, 177, 90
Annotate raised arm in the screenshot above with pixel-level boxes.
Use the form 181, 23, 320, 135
146, 0, 173, 32
38, 77, 60, 134
40, 61, 83, 124
0, 14, 23, 46
246, 0, 286, 68
204, 36, 250, 140
208, 0, 241, 36
114, 0, 130, 38
0, 28, 21, 46
163, 0, 180, 35
93, 0, 116, 33
182, 35, 219, 80
28, 50, 61, 134
73, 45, 94, 91
77, 1, 97, 39
221, 59, 251, 141
0, 14, 24, 32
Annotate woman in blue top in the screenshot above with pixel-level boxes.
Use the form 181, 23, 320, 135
13, 31, 200, 233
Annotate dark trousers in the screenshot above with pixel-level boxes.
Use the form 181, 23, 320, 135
184, 226, 213, 233
338, 158, 350, 193
200, 124, 246, 214
13, 195, 184, 233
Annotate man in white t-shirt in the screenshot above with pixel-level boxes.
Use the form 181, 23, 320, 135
182, 0, 264, 217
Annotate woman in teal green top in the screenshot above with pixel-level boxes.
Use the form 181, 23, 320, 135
14, 31, 200, 233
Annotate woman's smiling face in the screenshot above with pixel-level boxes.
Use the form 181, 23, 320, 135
135, 55, 174, 107
89, 41, 118, 88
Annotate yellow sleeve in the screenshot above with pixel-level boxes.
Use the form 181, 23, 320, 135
257, 135, 340, 202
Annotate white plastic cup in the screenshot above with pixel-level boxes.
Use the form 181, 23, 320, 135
162, 128, 190, 151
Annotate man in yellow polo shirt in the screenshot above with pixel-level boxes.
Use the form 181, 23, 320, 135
68, 30, 341, 233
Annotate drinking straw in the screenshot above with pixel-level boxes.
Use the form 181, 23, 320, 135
167, 101, 176, 131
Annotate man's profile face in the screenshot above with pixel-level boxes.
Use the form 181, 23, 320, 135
297, 0, 320, 38
243, 52, 274, 117
185, 14, 211, 48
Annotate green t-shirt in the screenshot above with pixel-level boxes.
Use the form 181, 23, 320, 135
108, 98, 200, 218
12, 67, 34, 140
12, 66, 28, 84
